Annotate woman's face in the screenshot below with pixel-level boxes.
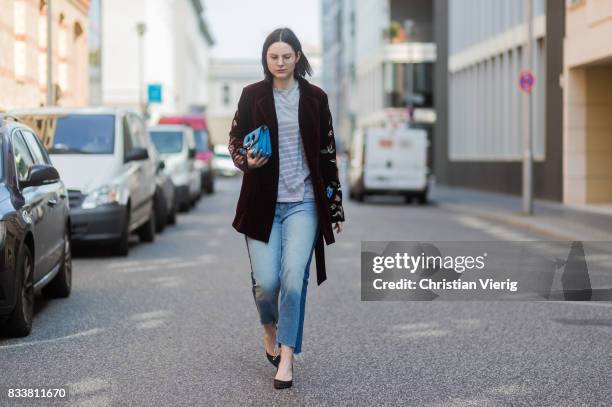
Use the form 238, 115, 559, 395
266, 41, 300, 80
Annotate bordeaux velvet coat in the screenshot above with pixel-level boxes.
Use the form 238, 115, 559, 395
228, 76, 345, 286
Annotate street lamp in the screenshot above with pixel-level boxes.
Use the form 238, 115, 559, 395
136, 22, 147, 116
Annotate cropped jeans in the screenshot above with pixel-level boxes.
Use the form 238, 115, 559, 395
245, 197, 319, 355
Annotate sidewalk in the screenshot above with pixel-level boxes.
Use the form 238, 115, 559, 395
430, 184, 612, 241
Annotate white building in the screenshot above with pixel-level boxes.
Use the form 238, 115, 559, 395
321, 0, 358, 153
208, 48, 321, 146
434, 0, 564, 201
101, 0, 214, 122
322, 0, 436, 152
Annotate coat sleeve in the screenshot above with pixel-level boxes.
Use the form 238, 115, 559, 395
319, 92, 345, 223
228, 88, 252, 174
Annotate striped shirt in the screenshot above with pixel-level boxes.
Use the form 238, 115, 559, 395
273, 80, 315, 202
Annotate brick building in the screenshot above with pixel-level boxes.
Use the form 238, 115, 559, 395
0, 0, 90, 110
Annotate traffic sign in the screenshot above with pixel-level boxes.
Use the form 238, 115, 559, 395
147, 83, 163, 103
519, 70, 535, 93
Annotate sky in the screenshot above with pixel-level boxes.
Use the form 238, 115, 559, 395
204, 0, 321, 59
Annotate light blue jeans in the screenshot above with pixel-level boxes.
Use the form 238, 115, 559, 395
245, 198, 319, 355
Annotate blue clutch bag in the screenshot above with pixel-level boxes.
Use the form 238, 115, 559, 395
239, 125, 271, 158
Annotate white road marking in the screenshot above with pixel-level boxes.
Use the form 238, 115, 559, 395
457, 215, 537, 241
131, 310, 172, 321
106, 257, 180, 270
69, 377, 110, 396
135, 319, 166, 330
0, 328, 104, 350
396, 329, 449, 339
392, 322, 439, 331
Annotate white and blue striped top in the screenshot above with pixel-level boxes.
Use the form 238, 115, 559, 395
273, 80, 315, 202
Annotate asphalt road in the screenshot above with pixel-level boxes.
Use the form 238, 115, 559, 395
1, 176, 611, 407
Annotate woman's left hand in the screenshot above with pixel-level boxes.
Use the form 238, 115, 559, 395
333, 222, 343, 234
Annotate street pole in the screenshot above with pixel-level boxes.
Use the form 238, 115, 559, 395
522, 0, 534, 215
136, 22, 147, 116
46, 0, 53, 105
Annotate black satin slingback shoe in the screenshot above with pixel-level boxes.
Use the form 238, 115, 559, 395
273, 377, 293, 390
273, 357, 293, 389
266, 350, 280, 368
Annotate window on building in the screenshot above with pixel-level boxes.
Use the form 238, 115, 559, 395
222, 84, 230, 106
38, 1, 48, 87
58, 13, 68, 92
384, 62, 433, 109
14, 0, 27, 82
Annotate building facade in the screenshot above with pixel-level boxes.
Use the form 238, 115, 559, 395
88, 0, 102, 106
0, 0, 90, 110
321, 0, 358, 153
101, 0, 214, 123
322, 0, 436, 154
564, 0, 612, 206
434, 0, 565, 201
207, 59, 262, 146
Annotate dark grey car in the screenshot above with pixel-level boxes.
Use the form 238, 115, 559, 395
0, 116, 72, 337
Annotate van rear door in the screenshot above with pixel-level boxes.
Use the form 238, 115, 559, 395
364, 127, 427, 192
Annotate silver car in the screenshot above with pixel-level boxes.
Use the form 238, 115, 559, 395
149, 124, 202, 212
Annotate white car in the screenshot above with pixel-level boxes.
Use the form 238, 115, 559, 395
213, 144, 239, 177
149, 124, 201, 211
10, 107, 159, 255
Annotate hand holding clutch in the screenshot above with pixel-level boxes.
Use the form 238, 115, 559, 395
239, 125, 272, 158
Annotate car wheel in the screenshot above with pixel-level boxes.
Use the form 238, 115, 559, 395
167, 201, 177, 225
112, 210, 130, 256
138, 207, 156, 243
5, 245, 34, 337
43, 229, 72, 299
154, 190, 167, 234
417, 192, 428, 205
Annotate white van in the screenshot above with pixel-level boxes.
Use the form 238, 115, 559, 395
9, 107, 159, 255
348, 127, 429, 204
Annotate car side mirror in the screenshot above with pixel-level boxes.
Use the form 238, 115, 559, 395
21, 164, 60, 189
158, 160, 165, 171
125, 147, 149, 162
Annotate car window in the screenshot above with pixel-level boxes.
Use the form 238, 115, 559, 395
22, 130, 49, 165
12, 131, 36, 183
193, 130, 209, 151
129, 114, 147, 148
150, 131, 184, 154
122, 114, 134, 154
51, 114, 115, 154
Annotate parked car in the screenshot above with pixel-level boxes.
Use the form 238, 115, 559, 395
149, 144, 177, 232
212, 144, 239, 177
0, 116, 71, 337
149, 124, 201, 212
10, 108, 158, 255
158, 114, 215, 194
349, 127, 429, 204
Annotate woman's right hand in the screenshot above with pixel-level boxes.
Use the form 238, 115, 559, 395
246, 148, 269, 169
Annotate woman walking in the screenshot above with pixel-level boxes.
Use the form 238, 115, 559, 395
228, 27, 345, 389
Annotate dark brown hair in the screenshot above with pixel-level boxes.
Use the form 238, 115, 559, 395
261, 27, 313, 82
